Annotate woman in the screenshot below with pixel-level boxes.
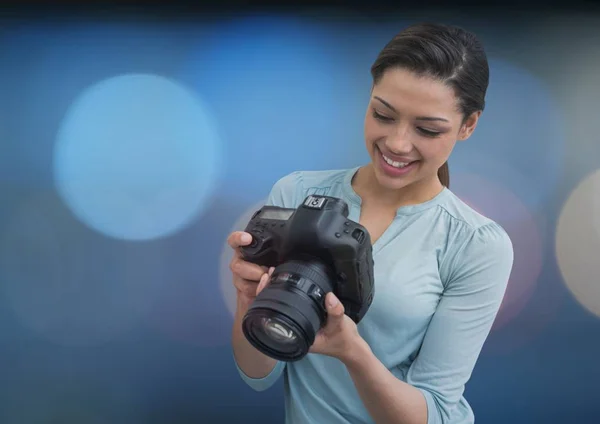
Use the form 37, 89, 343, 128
227, 22, 514, 424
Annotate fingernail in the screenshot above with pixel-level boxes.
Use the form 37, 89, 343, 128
240, 233, 252, 243
327, 295, 338, 308
269, 267, 275, 275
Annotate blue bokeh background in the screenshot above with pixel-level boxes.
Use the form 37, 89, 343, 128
0, 8, 599, 423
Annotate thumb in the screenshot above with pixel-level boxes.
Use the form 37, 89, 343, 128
325, 292, 345, 318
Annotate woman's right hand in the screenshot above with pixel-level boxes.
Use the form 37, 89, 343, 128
227, 231, 274, 306
229, 231, 279, 376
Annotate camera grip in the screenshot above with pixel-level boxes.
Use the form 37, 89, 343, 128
332, 249, 374, 324
239, 227, 281, 268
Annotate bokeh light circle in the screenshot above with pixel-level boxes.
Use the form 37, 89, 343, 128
452, 172, 545, 331
53, 73, 221, 241
0, 190, 167, 346
450, 58, 565, 212
219, 199, 268, 317
556, 169, 600, 318
178, 15, 372, 201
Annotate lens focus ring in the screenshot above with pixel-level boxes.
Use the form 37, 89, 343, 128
241, 258, 336, 362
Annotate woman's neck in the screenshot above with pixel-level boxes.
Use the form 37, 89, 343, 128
352, 163, 444, 210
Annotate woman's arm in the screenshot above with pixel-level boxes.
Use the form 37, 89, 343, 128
231, 172, 301, 391
343, 338, 429, 424
339, 222, 514, 424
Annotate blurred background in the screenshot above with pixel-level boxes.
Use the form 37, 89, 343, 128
1, 0, 599, 423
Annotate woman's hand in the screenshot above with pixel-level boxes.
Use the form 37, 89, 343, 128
308, 292, 366, 363
227, 231, 274, 306
246, 262, 366, 363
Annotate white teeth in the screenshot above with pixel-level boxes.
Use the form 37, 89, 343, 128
382, 154, 411, 168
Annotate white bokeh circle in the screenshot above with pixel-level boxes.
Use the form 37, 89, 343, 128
53, 73, 221, 241
0, 190, 167, 346
556, 169, 600, 318
219, 199, 268, 317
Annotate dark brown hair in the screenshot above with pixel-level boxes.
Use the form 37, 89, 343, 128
370, 22, 490, 188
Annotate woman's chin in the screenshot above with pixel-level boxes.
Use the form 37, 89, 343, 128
372, 168, 415, 191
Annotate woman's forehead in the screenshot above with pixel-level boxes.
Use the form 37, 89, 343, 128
372, 69, 460, 118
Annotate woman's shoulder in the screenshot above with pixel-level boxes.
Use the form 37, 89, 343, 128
436, 189, 514, 285
266, 168, 354, 207
271, 168, 351, 190
436, 188, 500, 231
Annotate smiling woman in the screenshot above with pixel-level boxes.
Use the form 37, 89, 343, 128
227, 22, 514, 424
365, 26, 487, 197
365, 73, 461, 189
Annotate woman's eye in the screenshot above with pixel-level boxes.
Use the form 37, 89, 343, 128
372, 110, 393, 122
418, 128, 441, 137
372, 109, 442, 137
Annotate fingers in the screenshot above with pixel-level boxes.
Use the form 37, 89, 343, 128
228, 230, 275, 302
256, 272, 269, 296
325, 292, 345, 318
229, 257, 266, 282
256, 267, 275, 296
234, 277, 259, 298
228, 230, 267, 280
227, 231, 253, 249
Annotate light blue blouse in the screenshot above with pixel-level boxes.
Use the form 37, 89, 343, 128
234, 167, 514, 424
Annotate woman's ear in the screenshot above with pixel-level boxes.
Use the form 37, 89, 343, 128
458, 111, 481, 141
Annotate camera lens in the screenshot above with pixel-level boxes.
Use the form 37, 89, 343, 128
241, 259, 335, 362
262, 317, 297, 343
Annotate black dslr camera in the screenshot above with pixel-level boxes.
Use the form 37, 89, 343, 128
240, 194, 375, 362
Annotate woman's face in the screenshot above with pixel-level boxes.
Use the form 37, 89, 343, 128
364, 67, 479, 193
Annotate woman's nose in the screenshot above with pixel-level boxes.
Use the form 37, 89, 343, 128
385, 131, 414, 155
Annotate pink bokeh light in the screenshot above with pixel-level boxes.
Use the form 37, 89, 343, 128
451, 172, 545, 332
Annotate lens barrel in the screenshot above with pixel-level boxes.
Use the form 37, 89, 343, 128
241, 258, 335, 362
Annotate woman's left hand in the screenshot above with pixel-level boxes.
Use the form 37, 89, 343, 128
308, 292, 365, 363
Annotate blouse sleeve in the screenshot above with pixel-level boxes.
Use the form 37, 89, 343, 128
406, 222, 514, 423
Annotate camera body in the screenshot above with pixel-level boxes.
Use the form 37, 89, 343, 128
241, 195, 375, 324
